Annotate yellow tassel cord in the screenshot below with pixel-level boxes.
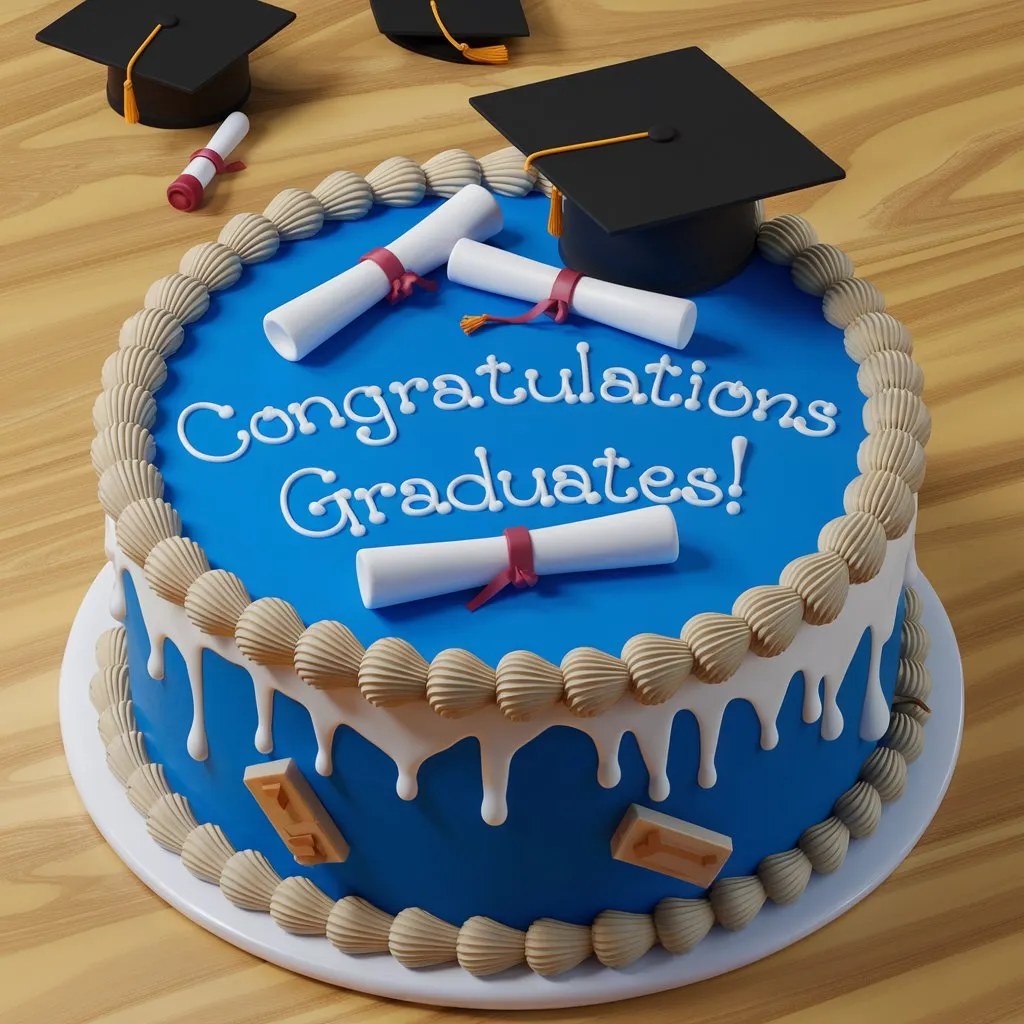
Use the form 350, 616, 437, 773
429, 1, 508, 64
460, 314, 492, 335
524, 132, 650, 237
123, 23, 163, 125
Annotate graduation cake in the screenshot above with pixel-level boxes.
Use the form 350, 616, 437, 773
85, 47, 933, 978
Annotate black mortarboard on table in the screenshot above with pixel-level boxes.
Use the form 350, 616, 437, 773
370, 0, 528, 65
470, 47, 845, 295
36, 0, 296, 130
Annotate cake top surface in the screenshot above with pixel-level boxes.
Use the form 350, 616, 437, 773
147, 191, 866, 666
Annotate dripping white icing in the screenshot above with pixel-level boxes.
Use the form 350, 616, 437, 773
802, 674, 822, 724
184, 647, 208, 761
106, 511, 915, 824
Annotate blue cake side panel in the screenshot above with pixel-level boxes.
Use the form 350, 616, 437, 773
126, 573, 905, 929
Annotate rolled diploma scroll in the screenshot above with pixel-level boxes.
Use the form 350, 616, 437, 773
447, 238, 698, 350
167, 112, 250, 211
264, 184, 504, 362
356, 504, 679, 609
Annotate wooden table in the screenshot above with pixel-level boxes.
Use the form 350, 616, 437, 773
2, 1, 1022, 1020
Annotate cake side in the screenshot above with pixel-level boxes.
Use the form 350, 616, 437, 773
92, 564, 931, 975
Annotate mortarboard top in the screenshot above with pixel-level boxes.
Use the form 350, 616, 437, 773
36, 0, 296, 130
470, 47, 845, 295
370, 0, 528, 65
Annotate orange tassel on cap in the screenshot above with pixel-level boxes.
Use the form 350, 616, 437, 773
524, 132, 651, 237
123, 23, 163, 125
430, 1, 508, 64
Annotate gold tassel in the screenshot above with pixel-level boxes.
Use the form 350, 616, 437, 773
123, 23, 163, 126
460, 43, 509, 65
430, 2, 509, 65
547, 185, 564, 237
123, 80, 140, 125
523, 132, 650, 239
460, 314, 490, 335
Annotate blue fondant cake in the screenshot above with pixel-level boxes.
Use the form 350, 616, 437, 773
93, 170, 931, 977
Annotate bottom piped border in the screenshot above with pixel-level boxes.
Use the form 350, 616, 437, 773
89, 587, 931, 978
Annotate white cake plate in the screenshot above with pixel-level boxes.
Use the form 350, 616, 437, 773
60, 564, 963, 1010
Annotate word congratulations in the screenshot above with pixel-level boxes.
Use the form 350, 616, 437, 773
281, 442, 750, 539
176, 343, 841, 539
176, 343, 839, 465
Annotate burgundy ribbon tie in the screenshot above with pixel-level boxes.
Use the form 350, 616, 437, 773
467, 526, 539, 611
191, 147, 246, 175
360, 247, 438, 304
468, 267, 583, 331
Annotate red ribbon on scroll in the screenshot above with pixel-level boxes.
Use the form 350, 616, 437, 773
359, 247, 438, 304
190, 147, 246, 175
460, 267, 583, 335
466, 526, 539, 612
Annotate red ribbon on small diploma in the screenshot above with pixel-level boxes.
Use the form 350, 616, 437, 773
466, 527, 539, 612
460, 268, 583, 335
360, 247, 438, 304
190, 147, 246, 175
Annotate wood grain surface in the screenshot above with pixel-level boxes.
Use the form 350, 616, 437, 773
1, 0, 1022, 1020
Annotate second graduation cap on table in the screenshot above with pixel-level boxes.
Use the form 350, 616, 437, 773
370, 0, 528, 65
470, 47, 845, 296
36, 0, 295, 129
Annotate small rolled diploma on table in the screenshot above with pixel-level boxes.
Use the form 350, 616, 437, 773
167, 111, 250, 213
448, 239, 698, 350
356, 504, 679, 610
264, 184, 504, 362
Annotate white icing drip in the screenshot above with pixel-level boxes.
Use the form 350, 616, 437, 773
313, 718, 338, 776
694, 704, 726, 789
821, 675, 843, 740
905, 540, 921, 586
633, 718, 674, 802
802, 674, 822, 724
185, 647, 208, 760
106, 510, 915, 825
253, 678, 275, 754
480, 747, 512, 825
147, 635, 166, 680
110, 575, 127, 621
760, 716, 779, 751
594, 729, 624, 789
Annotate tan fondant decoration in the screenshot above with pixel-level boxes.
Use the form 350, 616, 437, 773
611, 804, 732, 887
243, 758, 348, 865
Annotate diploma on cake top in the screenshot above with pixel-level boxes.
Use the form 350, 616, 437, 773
356, 504, 679, 610
469, 47, 846, 297
263, 184, 503, 361
448, 239, 698, 350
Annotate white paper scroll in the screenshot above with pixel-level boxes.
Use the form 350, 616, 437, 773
264, 184, 504, 362
356, 505, 679, 609
167, 112, 251, 214
182, 111, 250, 192
447, 238, 698, 350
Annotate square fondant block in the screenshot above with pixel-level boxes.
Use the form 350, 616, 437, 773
244, 757, 349, 865
611, 804, 732, 887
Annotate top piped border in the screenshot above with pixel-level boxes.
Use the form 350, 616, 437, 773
90, 147, 930, 722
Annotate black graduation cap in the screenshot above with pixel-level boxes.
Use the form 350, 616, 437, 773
36, 0, 296, 130
370, 0, 528, 66
470, 47, 845, 295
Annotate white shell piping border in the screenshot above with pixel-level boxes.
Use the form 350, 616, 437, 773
92, 586, 930, 977
92, 149, 930, 721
